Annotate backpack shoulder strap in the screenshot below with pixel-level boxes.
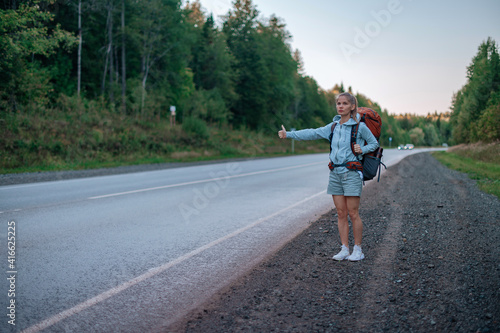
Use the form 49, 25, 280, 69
350, 123, 360, 156
328, 123, 337, 142
328, 123, 337, 157
330, 122, 360, 156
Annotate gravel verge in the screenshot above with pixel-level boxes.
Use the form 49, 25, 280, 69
171, 152, 500, 333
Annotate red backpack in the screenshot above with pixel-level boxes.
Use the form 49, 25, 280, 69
328, 107, 386, 181
357, 107, 382, 141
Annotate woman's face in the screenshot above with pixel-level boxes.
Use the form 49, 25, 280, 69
336, 95, 355, 116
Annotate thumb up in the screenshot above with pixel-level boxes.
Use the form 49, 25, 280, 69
278, 125, 287, 139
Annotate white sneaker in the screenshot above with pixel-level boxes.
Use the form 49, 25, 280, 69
332, 245, 350, 261
348, 245, 365, 261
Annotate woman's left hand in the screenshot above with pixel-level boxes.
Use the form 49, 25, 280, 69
353, 144, 362, 154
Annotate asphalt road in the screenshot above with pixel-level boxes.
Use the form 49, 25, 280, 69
0, 148, 442, 332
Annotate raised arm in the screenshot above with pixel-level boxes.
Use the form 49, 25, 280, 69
280, 123, 333, 141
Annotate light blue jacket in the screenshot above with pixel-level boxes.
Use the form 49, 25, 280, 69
286, 114, 379, 174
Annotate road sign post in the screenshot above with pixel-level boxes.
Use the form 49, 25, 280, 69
170, 106, 176, 126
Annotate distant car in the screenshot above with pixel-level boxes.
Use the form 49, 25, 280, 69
397, 144, 405, 150
404, 144, 414, 150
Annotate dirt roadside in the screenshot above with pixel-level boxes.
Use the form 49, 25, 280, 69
169, 152, 500, 333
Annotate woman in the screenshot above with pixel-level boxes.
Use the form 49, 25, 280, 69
278, 92, 379, 261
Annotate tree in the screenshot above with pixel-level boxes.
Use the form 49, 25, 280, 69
423, 123, 439, 146
451, 37, 500, 143
293, 49, 305, 75
257, 15, 297, 129
129, 0, 188, 117
186, 7, 235, 124
101, 0, 117, 104
409, 127, 425, 146
120, 0, 126, 113
223, 0, 267, 129
474, 90, 500, 142
185, 0, 204, 28
0, 1, 77, 110
191, 15, 235, 99
292, 75, 330, 128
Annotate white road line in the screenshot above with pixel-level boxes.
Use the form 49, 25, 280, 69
21, 190, 326, 333
0, 209, 21, 214
88, 162, 323, 200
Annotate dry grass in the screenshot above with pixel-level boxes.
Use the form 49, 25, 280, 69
0, 106, 329, 173
448, 141, 500, 164
433, 141, 500, 198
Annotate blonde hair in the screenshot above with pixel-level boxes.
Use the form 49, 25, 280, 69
336, 92, 358, 123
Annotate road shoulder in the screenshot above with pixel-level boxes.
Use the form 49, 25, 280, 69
171, 152, 500, 333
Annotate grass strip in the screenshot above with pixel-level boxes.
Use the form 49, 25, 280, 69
0, 152, 289, 175
432, 151, 500, 199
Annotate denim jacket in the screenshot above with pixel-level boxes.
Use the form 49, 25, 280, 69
286, 114, 379, 174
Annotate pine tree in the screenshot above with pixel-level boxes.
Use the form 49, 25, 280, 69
451, 37, 500, 143
223, 0, 267, 129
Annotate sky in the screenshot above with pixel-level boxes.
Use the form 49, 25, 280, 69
189, 0, 500, 116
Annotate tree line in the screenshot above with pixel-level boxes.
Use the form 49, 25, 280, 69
3, 0, 484, 156
1, 0, 333, 130
450, 37, 500, 143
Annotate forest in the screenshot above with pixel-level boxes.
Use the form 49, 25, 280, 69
0, 0, 498, 171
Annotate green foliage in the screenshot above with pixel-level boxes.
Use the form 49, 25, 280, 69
183, 89, 229, 125
223, 0, 267, 129
433, 143, 500, 198
256, 16, 297, 128
423, 123, 440, 146
182, 116, 209, 141
292, 76, 332, 129
450, 37, 500, 143
188, 12, 236, 105
0, 96, 331, 173
0, 0, 470, 173
408, 127, 425, 146
127, 0, 191, 117
473, 90, 500, 142
0, 1, 77, 110
385, 112, 452, 147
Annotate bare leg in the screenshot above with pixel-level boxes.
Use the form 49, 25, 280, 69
346, 196, 362, 245
332, 195, 349, 246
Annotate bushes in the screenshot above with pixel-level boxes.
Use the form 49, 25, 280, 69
182, 89, 230, 126
182, 117, 209, 140
1, 95, 332, 173
473, 91, 500, 142
0, 100, 216, 172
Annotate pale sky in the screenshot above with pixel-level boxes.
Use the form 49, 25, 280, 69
190, 0, 500, 116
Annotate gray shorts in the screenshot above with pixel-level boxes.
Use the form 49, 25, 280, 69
327, 170, 363, 196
